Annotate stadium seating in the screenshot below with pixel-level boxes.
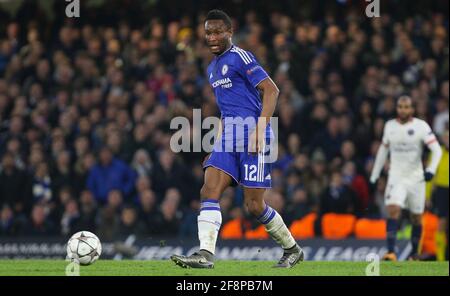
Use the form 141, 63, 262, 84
245, 225, 270, 239
290, 213, 317, 239
220, 218, 244, 239
321, 214, 356, 239
354, 218, 386, 239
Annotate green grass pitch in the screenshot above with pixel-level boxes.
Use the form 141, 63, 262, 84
0, 260, 448, 276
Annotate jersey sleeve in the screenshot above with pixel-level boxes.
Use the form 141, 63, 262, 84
233, 49, 269, 88
381, 122, 390, 146
421, 121, 438, 146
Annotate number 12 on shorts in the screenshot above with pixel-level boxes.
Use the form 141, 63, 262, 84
244, 164, 258, 181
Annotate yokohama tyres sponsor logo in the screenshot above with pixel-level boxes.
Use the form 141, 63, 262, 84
212, 78, 232, 88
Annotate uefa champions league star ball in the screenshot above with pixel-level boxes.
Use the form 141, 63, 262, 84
66, 231, 102, 265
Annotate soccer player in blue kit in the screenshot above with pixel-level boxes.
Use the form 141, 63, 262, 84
170, 10, 303, 269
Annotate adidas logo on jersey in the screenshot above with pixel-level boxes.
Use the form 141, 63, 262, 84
265, 175, 271, 180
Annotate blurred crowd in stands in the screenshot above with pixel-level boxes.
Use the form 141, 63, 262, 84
0, 1, 448, 241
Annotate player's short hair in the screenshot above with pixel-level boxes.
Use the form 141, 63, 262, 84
397, 95, 415, 108
205, 9, 232, 30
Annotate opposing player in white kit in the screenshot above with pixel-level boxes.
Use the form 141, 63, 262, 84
370, 96, 442, 261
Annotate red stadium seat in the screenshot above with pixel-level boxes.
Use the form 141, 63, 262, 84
354, 218, 386, 239
290, 213, 317, 239
321, 213, 356, 239
245, 225, 269, 239
220, 218, 244, 239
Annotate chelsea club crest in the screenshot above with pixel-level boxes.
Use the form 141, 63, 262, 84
222, 64, 228, 75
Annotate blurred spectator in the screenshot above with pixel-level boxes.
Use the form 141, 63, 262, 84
73, 152, 96, 196
131, 149, 153, 177
433, 91, 449, 136
60, 199, 81, 236
48, 186, 73, 226
0, 152, 28, 213
284, 187, 311, 226
97, 190, 123, 240
152, 188, 183, 236
0, 205, 20, 236
151, 149, 190, 200
135, 175, 152, 200
137, 189, 157, 232
51, 150, 74, 198
319, 171, 359, 216
114, 205, 146, 238
304, 150, 329, 206
77, 190, 98, 232
31, 162, 52, 205
87, 146, 136, 204
341, 161, 370, 215
22, 204, 56, 236
310, 116, 344, 161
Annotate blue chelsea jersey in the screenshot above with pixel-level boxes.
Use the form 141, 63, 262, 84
207, 45, 273, 142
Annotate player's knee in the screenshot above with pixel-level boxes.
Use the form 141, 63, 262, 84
246, 199, 265, 217
387, 205, 401, 219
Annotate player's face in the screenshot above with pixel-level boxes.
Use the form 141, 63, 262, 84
205, 20, 232, 55
396, 99, 414, 122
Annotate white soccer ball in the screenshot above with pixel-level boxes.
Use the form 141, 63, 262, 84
66, 231, 102, 265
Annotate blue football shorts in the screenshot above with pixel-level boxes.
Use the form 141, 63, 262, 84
203, 139, 272, 188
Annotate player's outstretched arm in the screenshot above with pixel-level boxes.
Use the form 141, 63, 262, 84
370, 123, 390, 184
424, 139, 443, 181
422, 123, 443, 181
370, 142, 389, 184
